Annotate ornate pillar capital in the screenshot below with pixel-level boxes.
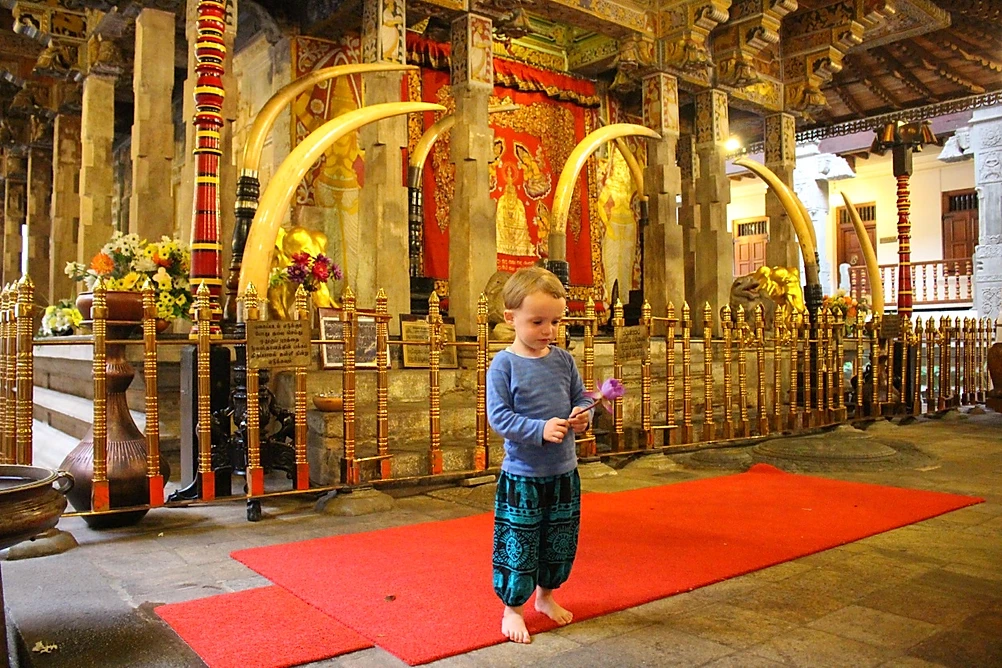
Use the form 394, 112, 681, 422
450, 13, 493, 89
642, 72, 680, 138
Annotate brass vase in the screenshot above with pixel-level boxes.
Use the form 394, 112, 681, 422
59, 291, 170, 528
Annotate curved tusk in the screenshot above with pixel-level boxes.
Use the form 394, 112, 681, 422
840, 192, 884, 315
733, 157, 820, 287
407, 104, 518, 187
550, 123, 661, 261
239, 102, 445, 298
242, 62, 417, 175
613, 137, 646, 200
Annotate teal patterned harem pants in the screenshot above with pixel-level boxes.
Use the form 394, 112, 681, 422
492, 469, 581, 607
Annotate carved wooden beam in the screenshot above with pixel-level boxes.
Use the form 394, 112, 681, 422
894, 40, 986, 94
844, 55, 904, 109
712, 0, 797, 88
938, 37, 1002, 74
870, 45, 938, 102
781, 0, 893, 116
828, 83, 865, 117
656, 0, 731, 78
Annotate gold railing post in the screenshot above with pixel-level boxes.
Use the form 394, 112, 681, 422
557, 310, 568, 350
834, 309, 846, 422
817, 308, 828, 423
428, 291, 443, 474
773, 316, 783, 431
953, 316, 962, 405
612, 299, 625, 450
194, 282, 215, 500
641, 300, 653, 449
901, 317, 914, 414
736, 307, 750, 437
868, 314, 880, 417
475, 294, 488, 469
938, 316, 949, 410
926, 318, 936, 412
977, 318, 986, 403
0, 286, 12, 464
665, 303, 677, 445
701, 303, 715, 442
293, 285, 310, 489
964, 318, 974, 404
680, 302, 693, 444
242, 283, 264, 497
15, 277, 33, 465
580, 297, 597, 457
754, 305, 768, 436
142, 280, 163, 506
91, 281, 110, 512
803, 312, 813, 427
854, 312, 864, 419
376, 289, 391, 479
791, 312, 802, 429
721, 306, 734, 440
342, 286, 359, 485
825, 309, 836, 421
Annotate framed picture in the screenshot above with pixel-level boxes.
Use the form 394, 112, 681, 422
400, 314, 458, 369
319, 314, 381, 370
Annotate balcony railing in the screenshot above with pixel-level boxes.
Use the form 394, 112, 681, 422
848, 259, 974, 308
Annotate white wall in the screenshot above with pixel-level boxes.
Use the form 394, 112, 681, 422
727, 180, 767, 226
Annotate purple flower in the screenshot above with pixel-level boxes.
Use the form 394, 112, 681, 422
331, 264, 343, 281
584, 377, 625, 413
286, 263, 308, 284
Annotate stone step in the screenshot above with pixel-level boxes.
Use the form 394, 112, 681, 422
30, 419, 81, 471
32, 386, 147, 441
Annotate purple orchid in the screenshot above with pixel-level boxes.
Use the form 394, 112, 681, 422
582, 377, 625, 413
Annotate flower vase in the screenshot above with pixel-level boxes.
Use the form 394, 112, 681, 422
59, 291, 170, 528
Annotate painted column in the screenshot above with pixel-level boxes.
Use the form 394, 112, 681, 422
693, 89, 731, 332
130, 8, 176, 240
971, 106, 1002, 322
79, 70, 117, 264
449, 13, 496, 337
641, 72, 683, 315
356, 0, 409, 330
26, 146, 53, 302
678, 134, 698, 310
764, 112, 799, 270
51, 114, 81, 300
2, 151, 26, 283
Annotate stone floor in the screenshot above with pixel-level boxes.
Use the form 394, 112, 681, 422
3, 408, 1001, 668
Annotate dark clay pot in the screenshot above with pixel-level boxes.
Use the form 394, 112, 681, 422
61, 291, 169, 528
0, 465, 73, 551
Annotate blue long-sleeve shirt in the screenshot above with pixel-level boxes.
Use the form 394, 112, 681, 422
486, 347, 592, 477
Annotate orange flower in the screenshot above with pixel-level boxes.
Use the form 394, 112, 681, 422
90, 252, 115, 275
152, 251, 171, 268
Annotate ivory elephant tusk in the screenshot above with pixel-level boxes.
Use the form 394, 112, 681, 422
407, 104, 518, 187
840, 192, 884, 315
241, 62, 417, 176
733, 157, 820, 288
613, 137, 646, 201
550, 123, 661, 261
239, 102, 445, 299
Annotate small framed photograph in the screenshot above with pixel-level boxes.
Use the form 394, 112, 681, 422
319, 314, 381, 369
400, 314, 458, 369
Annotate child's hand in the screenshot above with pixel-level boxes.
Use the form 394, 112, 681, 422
568, 406, 590, 434
543, 417, 569, 443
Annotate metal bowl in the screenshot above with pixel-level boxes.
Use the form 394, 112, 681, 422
0, 465, 73, 551
313, 394, 344, 412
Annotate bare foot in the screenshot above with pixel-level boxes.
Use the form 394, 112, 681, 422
534, 587, 573, 625
501, 605, 531, 644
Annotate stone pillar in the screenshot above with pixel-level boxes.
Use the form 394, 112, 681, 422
693, 90, 731, 332
26, 147, 52, 302
678, 134, 698, 311
51, 114, 81, 301
357, 0, 409, 331
641, 72, 683, 315
79, 71, 117, 264
764, 112, 799, 270
130, 8, 175, 240
793, 143, 855, 293
3, 151, 26, 283
448, 13, 496, 337
971, 106, 1002, 322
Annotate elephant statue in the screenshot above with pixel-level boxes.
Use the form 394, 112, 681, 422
729, 266, 806, 329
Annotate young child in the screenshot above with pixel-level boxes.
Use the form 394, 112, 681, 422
486, 266, 592, 644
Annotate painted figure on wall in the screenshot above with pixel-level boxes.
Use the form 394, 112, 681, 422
495, 165, 537, 258
598, 149, 639, 303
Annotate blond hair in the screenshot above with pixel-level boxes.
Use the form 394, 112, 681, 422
502, 266, 565, 310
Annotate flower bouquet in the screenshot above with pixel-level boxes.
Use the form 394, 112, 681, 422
39, 299, 83, 336
822, 289, 870, 335
65, 232, 193, 322
269, 251, 342, 295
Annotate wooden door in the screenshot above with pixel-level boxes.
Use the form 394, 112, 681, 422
942, 189, 978, 266
835, 202, 876, 269
733, 218, 768, 276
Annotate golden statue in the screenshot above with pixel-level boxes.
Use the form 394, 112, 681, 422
268, 226, 336, 320
730, 266, 806, 328
495, 165, 536, 258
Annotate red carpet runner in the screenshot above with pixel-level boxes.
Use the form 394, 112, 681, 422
155, 585, 372, 668
162, 465, 982, 666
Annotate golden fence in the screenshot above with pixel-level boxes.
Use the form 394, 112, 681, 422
3, 274, 1000, 522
